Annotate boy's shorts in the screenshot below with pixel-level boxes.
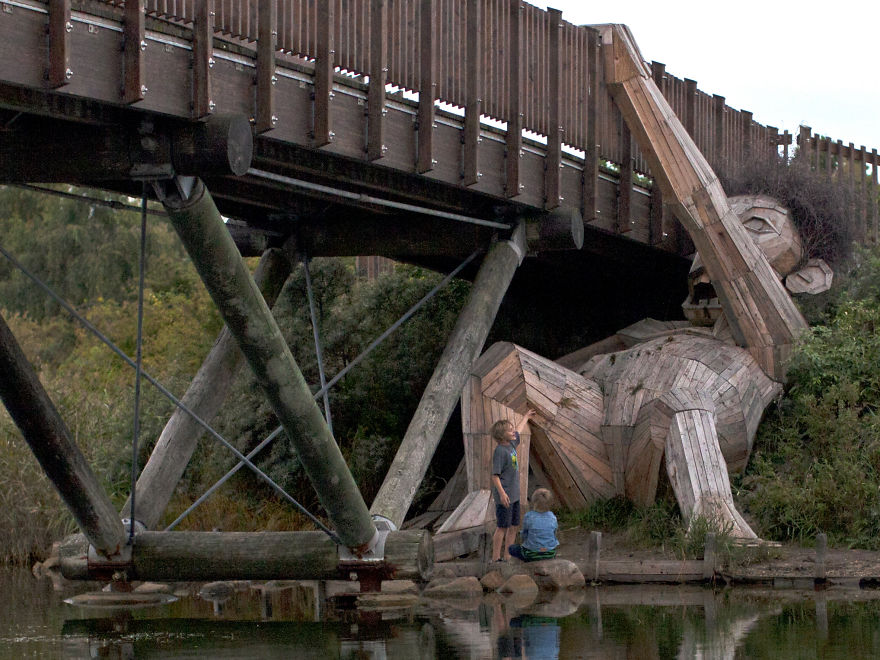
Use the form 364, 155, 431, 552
495, 500, 520, 528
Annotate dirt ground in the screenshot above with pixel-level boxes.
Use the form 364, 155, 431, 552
554, 527, 880, 581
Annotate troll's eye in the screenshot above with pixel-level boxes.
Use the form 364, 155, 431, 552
743, 216, 778, 235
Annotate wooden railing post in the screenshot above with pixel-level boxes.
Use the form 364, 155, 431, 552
713, 94, 725, 168
859, 145, 868, 241
416, 0, 436, 173
618, 116, 632, 233
47, 0, 72, 89
254, 0, 277, 133
122, 0, 145, 103
767, 126, 778, 163
649, 61, 668, 245
313, 0, 334, 146
505, 0, 522, 197
836, 139, 844, 177
462, 0, 482, 185
193, 0, 214, 119
741, 110, 753, 165
545, 8, 563, 209
869, 149, 880, 244
367, 0, 388, 161
582, 27, 600, 223
797, 125, 812, 165
684, 78, 697, 138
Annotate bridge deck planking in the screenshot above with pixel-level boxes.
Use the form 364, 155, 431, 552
0, 0, 667, 257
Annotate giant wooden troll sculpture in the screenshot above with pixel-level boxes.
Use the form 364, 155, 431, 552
449, 26, 832, 540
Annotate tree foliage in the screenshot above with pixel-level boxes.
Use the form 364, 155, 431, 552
742, 245, 880, 547
0, 183, 472, 562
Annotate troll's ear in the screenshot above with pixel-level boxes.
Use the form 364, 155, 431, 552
785, 258, 833, 295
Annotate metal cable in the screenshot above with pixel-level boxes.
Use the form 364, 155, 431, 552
11, 183, 168, 218
0, 242, 340, 542
128, 188, 148, 545
303, 255, 333, 436
170, 249, 482, 527
164, 426, 284, 531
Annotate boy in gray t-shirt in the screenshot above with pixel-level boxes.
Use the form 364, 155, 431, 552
490, 409, 535, 562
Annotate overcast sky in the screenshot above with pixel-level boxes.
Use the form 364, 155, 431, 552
531, 1, 880, 154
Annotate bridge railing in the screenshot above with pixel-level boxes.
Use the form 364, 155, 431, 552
110, 1, 786, 176
96, 1, 876, 242
798, 127, 880, 244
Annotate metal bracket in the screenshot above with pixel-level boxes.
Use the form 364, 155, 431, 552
338, 528, 388, 565
151, 175, 197, 204
371, 514, 397, 532
507, 221, 526, 265
86, 519, 144, 574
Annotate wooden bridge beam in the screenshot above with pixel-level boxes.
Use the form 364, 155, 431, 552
0, 114, 252, 182
370, 222, 528, 529
60, 529, 433, 583
158, 178, 377, 552
281, 206, 582, 262
121, 248, 293, 530
0, 312, 126, 558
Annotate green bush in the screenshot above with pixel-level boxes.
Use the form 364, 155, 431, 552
742, 245, 880, 548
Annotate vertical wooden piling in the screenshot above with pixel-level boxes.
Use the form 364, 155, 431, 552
0, 312, 126, 557
588, 530, 601, 582
703, 532, 716, 581
815, 532, 827, 582
160, 179, 376, 551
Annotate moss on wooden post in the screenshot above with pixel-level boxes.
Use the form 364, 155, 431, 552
160, 179, 376, 551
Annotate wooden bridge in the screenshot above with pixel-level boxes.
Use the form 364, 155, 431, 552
1, 1, 878, 586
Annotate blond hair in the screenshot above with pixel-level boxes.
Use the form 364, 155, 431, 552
490, 419, 513, 442
530, 488, 554, 513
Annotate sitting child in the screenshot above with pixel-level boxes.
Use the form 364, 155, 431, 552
508, 488, 559, 562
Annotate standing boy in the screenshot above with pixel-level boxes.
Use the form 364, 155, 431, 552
490, 409, 535, 562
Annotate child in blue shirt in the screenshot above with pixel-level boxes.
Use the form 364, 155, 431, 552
509, 488, 559, 562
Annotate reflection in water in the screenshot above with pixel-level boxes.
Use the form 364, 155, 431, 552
497, 615, 560, 660
4, 566, 880, 658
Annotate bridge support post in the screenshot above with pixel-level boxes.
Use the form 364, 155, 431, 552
158, 178, 377, 552
0, 312, 126, 558
121, 248, 293, 529
370, 224, 527, 529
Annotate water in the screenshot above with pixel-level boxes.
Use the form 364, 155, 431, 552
3, 566, 880, 659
